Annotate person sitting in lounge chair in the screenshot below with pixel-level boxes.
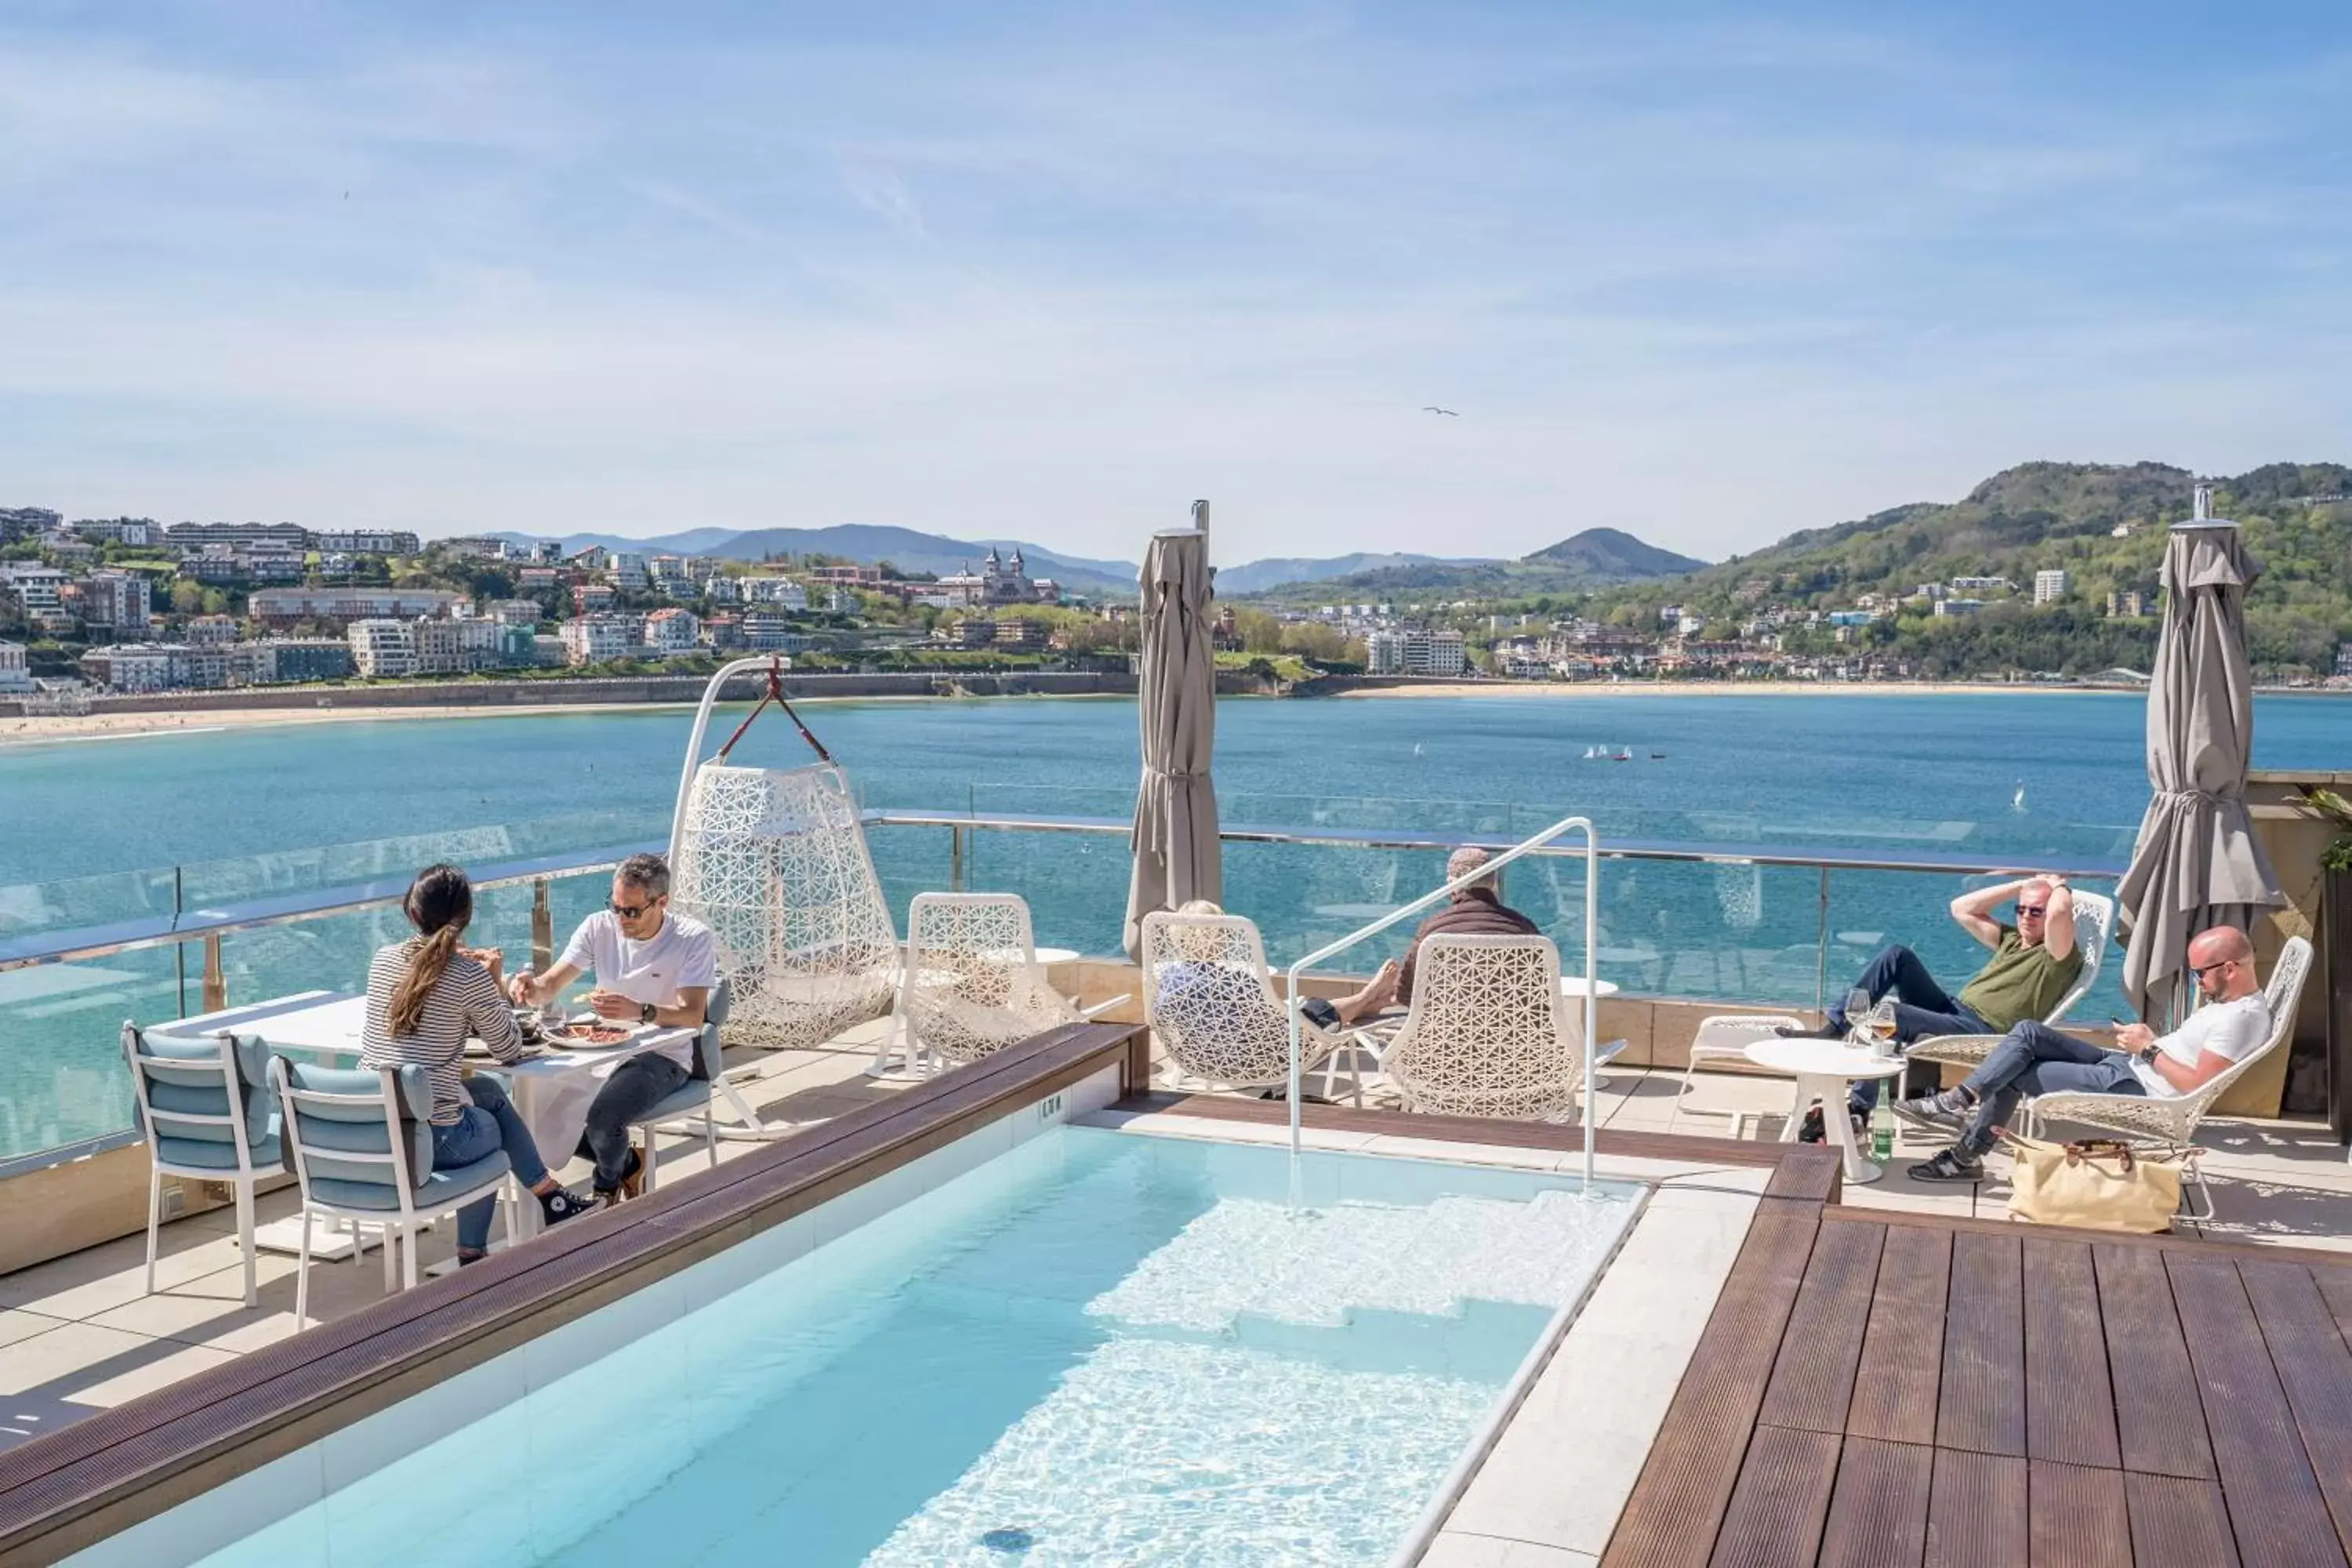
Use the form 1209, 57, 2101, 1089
1895, 925, 2269, 1184
1782, 874, 2082, 1134
1161, 899, 1398, 1033
1395, 848, 1542, 1007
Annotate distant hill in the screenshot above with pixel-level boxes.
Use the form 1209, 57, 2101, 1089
1577, 459, 2352, 675
1239, 526, 1707, 601
1213, 551, 1486, 594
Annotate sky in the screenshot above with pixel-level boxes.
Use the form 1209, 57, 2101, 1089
2, 2, 2349, 565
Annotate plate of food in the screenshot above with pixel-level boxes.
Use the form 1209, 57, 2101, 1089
543, 1018, 640, 1048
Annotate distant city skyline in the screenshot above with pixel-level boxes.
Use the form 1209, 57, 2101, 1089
4, 2, 2347, 564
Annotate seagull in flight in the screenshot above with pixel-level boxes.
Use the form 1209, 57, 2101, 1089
1422, 406, 1459, 416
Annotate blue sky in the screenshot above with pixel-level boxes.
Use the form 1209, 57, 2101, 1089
2, 2, 2347, 562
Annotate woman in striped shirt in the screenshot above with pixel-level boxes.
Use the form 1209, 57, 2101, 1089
361, 864, 597, 1264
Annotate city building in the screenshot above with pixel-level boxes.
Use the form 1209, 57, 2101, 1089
2034, 569, 2071, 604
76, 572, 153, 640
165, 521, 310, 554
249, 588, 459, 626
441, 536, 511, 560
806, 564, 888, 586
1367, 626, 1468, 677
259, 638, 356, 683
1934, 598, 1985, 617
310, 529, 421, 556
347, 619, 418, 678
573, 583, 616, 614
993, 618, 1049, 651
0, 641, 30, 694
485, 599, 545, 626
612, 553, 648, 591
1950, 575, 2011, 593
737, 576, 808, 611
699, 612, 745, 651
0, 564, 71, 615
561, 615, 637, 666
740, 613, 808, 651
935, 549, 1060, 608
2107, 590, 2147, 618
73, 517, 154, 546
702, 575, 741, 604
0, 506, 63, 542
644, 607, 701, 655
517, 566, 568, 593
2336, 643, 2352, 678
183, 615, 240, 647
1824, 610, 1876, 628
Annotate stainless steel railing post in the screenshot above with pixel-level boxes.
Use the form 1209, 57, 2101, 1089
949, 825, 967, 892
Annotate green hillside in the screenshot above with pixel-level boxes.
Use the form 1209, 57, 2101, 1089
1573, 462, 2352, 677
1243, 526, 1707, 602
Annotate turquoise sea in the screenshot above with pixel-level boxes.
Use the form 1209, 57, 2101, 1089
2, 690, 2344, 1160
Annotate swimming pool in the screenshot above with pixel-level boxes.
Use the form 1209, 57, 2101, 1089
143, 1125, 1641, 1567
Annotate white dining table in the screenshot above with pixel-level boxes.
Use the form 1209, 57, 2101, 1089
165, 991, 696, 1247
1743, 1036, 1905, 1185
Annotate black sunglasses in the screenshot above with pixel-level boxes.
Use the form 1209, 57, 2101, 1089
2016, 904, 2048, 916
608, 899, 661, 919
2194, 957, 2235, 980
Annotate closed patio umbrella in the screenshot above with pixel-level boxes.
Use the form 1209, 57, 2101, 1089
2115, 485, 2283, 1021
1123, 518, 1221, 960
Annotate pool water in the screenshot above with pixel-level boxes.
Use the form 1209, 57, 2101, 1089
194, 1127, 1641, 1568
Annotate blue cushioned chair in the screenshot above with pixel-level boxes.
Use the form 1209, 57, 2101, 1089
268, 1057, 512, 1323
630, 977, 729, 1193
122, 1023, 280, 1308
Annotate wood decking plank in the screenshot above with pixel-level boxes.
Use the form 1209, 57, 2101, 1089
1708, 1425, 1842, 1568
1924, 1448, 2026, 1568
1846, 1224, 1950, 1446
1759, 1220, 1885, 1434
1601, 1206, 1821, 1568
2026, 1460, 2128, 1568
2125, 1473, 2243, 1568
2241, 1261, 2352, 1562
2315, 1266, 2352, 1356
2020, 1236, 2120, 1469
2092, 1243, 2214, 1480
2165, 1254, 2344, 1568
1935, 1231, 2025, 1457
1816, 1436, 1930, 1568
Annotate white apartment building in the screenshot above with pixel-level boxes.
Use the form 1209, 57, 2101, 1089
348, 619, 418, 677
644, 607, 700, 654
0, 564, 69, 615
2034, 568, 2071, 604
1951, 575, 2011, 593
738, 576, 809, 611
741, 613, 805, 651
613, 553, 648, 591
561, 615, 637, 666
75, 518, 153, 546
184, 615, 240, 647
702, 575, 741, 604
0, 641, 30, 694
1367, 626, 1468, 677
311, 529, 421, 556
251, 587, 458, 625
411, 617, 509, 674
78, 571, 153, 638
485, 599, 545, 626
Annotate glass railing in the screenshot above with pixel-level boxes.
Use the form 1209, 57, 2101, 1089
0, 805, 2130, 1174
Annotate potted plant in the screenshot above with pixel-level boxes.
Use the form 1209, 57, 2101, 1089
2305, 788, 2352, 1139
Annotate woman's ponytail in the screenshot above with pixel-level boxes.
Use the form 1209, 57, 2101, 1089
389, 863, 473, 1036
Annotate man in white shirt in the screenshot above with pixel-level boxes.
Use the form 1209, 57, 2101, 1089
511, 853, 716, 1204
1894, 924, 2270, 1184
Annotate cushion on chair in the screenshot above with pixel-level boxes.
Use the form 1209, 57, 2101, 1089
129, 1027, 278, 1152
636, 1080, 713, 1126
277, 1058, 435, 1192
310, 1150, 511, 1213
154, 1134, 282, 1173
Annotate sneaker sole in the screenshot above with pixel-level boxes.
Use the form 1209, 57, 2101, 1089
1891, 1106, 1962, 1138
1907, 1163, 1984, 1184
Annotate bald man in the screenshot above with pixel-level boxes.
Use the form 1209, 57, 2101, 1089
1897, 925, 2270, 1183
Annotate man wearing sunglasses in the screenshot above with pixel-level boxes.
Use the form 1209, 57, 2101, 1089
1898, 924, 2269, 1183
1780, 875, 2082, 1139
511, 852, 716, 1204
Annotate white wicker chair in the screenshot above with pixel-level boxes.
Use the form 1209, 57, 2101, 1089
1906, 891, 2116, 1073
1139, 911, 1359, 1100
2021, 935, 2311, 1222
1677, 1014, 1807, 1138
894, 894, 1083, 1072
1381, 934, 1584, 1122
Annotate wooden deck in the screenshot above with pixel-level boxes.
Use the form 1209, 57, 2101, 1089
1602, 1197, 2352, 1568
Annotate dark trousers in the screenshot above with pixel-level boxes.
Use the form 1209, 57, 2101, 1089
1955, 1020, 2144, 1157
1834, 944, 1992, 1112
575, 1054, 692, 1192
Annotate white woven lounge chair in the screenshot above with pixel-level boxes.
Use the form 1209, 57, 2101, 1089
1906, 891, 2116, 1074
1381, 934, 1585, 1122
2020, 935, 2311, 1223
1139, 910, 1359, 1101
894, 893, 1084, 1073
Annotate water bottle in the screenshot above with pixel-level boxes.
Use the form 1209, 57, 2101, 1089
1870, 1094, 1895, 1163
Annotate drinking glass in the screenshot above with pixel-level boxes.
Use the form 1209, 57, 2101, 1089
1844, 987, 1872, 1037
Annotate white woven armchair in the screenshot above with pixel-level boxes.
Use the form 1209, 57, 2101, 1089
1381, 934, 1584, 1122
895, 893, 1083, 1072
1139, 911, 1359, 1100
1906, 891, 2116, 1073
2021, 935, 2311, 1221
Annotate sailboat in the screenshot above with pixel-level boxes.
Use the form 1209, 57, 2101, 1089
1613, 746, 1634, 762
1583, 745, 1602, 759
2012, 783, 2027, 812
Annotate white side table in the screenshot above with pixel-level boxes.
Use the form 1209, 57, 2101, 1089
1743, 1037, 1904, 1184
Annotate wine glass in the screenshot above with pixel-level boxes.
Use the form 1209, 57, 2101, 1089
1843, 987, 1872, 1041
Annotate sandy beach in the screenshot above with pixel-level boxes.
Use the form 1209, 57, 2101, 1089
0, 700, 690, 747
1327, 679, 2129, 699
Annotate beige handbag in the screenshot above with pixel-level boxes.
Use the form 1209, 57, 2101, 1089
2001, 1133, 2184, 1233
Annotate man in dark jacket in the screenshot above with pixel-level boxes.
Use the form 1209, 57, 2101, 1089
1395, 846, 1542, 1006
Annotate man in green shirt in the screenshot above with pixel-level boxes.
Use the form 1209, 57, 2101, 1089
1780, 875, 2084, 1121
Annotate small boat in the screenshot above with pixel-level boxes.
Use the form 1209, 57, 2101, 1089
1650, 751, 1667, 760
1613, 748, 1634, 762
1583, 745, 1601, 759
2013, 783, 2027, 812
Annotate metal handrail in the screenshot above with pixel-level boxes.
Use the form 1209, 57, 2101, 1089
0, 810, 2130, 974
1281, 815, 1599, 1180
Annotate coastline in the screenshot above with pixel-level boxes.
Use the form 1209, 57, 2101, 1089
1326, 679, 2136, 700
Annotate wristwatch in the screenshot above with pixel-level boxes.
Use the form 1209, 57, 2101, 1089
2136, 1043, 2161, 1064
640, 1002, 658, 1025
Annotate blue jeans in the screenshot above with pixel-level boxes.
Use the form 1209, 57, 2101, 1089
1955, 1021, 2145, 1158
431, 1075, 550, 1252
1835, 944, 1992, 1112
